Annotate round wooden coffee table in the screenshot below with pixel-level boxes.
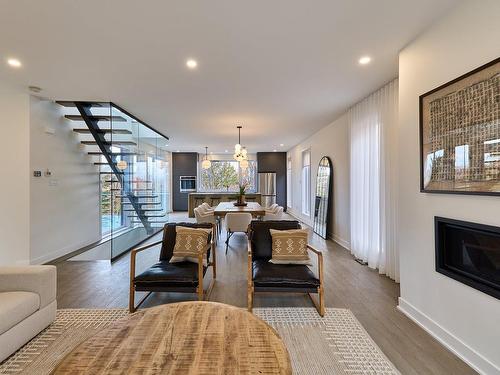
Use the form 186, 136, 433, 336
52, 301, 292, 374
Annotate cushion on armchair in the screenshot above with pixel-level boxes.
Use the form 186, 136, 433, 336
134, 261, 207, 290
159, 222, 212, 261
269, 228, 311, 265
170, 226, 212, 265
252, 260, 320, 289
248, 220, 301, 259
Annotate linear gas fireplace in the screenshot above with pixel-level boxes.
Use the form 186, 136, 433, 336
435, 217, 500, 300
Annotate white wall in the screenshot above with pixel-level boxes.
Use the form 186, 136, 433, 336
0, 85, 30, 265
287, 113, 350, 248
397, 1, 500, 373
30, 97, 100, 264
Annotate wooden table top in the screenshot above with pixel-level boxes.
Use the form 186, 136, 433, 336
52, 301, 291, 375
214, 201, 266, 216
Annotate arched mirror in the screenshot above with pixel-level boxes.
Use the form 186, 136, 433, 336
313, 156, 333, 239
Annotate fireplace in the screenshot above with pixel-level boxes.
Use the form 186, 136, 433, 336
435, 217, 500, 299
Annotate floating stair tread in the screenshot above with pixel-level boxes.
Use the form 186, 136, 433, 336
103, 180, 152, 184
116, 195, 158, 200
56, 101, 108, 108
110, 188, 153, 191
88, 152, 139, 156
74, 128, 132, 134
122, 208, 163, 212
81, 141, 137, 146
65, 115, 126, 122
130, 220, 168, 224
128, 214, 166, 218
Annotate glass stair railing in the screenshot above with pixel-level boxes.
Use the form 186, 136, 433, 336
57, 101, 171, 259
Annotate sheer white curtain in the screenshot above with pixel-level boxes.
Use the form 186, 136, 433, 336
349, 79, 399, 282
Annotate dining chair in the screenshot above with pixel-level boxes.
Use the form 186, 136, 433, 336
201, 202, 214, 212
224, 212, 253, 254
194, 207, 219, 243
264, 206, 284, 220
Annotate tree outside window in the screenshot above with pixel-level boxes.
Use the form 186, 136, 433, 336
200, 160, 257, 192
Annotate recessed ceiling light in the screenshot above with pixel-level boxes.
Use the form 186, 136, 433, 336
225, 150, 228, 153
186, 59, 198, 69
165, 144, 169, 147
273, 149, 277, 152
358, 56, 371, 65
279, 143, 284, 147
7, 58, 21, 68
176, 150, 180, 152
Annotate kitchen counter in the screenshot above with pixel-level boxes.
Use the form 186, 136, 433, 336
188, 192, 261, 217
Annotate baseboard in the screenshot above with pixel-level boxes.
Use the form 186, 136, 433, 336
286, 209, 313, 227
287, 209, 350, 250
329, 233, 350, 250
30, 236, 102, 265
397, 297, 499, 375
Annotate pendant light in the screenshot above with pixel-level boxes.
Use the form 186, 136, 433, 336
201, 146, 212, 169
234, 126, 248, 162
239, 157, 249, 169
117, 160, 128, 170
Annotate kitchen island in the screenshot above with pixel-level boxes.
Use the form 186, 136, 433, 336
188, 192, 261, 217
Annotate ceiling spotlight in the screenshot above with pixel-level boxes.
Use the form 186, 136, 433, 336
225, 150, 228, 153
358, 56, 371, 65
279, 143, 284, 147
273, 149, 277, 152
7, 58, 21, 68
186, 59, 198, 69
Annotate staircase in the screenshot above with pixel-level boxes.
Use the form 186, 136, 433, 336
57, 101, 170, 237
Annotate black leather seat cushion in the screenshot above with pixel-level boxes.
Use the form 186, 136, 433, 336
159, 222, 213, 261
249, 220, 301, 259
134, 261, 206, 288
252, 260, 320, 289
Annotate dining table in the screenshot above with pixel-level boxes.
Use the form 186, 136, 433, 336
213, 201, 267, 218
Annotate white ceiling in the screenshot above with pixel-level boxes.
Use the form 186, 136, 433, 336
0, 0, 459, 153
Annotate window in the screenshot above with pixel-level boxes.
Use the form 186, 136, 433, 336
199, 160, 257, 192
286, 157, 292, 208
301, 150, 311, 216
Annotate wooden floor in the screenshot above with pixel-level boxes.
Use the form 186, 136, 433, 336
54, 213, 475, 375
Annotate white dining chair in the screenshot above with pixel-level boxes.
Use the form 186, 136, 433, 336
201, 202, 214, 212
194, 207, 218, 243
199, 203, 220, 234
224, 213, 253, 254
265, 203, 279, 212
263, 205, 284, 220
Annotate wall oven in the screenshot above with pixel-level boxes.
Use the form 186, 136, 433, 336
179, 176, 196, 192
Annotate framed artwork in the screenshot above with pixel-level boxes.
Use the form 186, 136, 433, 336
420, 57, 500, 195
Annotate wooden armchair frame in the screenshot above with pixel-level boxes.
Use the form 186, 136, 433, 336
247, 241, 324, 317
129, 226, 217, 313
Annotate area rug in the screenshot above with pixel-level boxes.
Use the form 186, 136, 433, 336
0, 307, 399, 374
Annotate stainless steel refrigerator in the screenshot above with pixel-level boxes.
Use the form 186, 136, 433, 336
258, 172, 276, 208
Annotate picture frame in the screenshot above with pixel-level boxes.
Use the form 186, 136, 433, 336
419, 57, 500, 195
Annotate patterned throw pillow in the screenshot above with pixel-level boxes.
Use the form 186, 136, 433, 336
170, 226, 212, 265
269, 229, 311, 265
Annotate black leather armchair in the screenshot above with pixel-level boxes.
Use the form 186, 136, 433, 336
129, 222, 216, 312
247, 220, 325, 316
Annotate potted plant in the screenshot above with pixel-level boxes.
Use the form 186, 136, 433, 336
235, 181, 249, 206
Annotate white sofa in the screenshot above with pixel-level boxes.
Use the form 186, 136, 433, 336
0, 266, 57, 362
